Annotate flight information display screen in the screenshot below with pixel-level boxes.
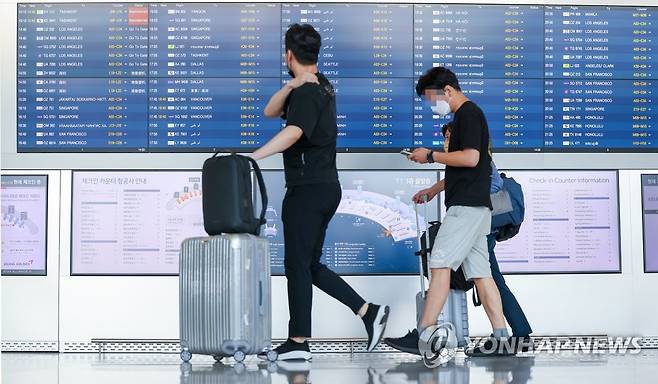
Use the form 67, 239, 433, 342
17, 3, 658, 152
70, 169, 437, 275
1, 175, 48, 276
489, 170, 621, 274
71, 170, 205, 275
642, 174, 658, 273
259, 170, 439, 275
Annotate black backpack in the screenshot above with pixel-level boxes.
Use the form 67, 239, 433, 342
416, 221, 475, 292
202, 153, 267, 236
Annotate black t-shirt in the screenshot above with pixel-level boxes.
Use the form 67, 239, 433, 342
281, 73, 339, 187
444, 101, 492, 209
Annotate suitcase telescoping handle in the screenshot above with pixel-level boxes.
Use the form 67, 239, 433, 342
414, 194, 433, 298
259, 280, 264, 315
212, 152, 269, 229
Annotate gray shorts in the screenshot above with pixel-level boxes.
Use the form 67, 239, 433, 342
429, 205, 492, 280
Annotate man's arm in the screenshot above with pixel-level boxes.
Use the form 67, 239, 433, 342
249, 125, 303, 161
412, 179, 445, 203
432, 149, 479, 167
427, 179, 446, 193
263, 73, 319, 118
409, 148, 480, 167
263, 86, 294, 118
434, 179, 446, 192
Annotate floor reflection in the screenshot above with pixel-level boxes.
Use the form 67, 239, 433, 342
3, 350, 658, 384
181, 354, 546, 384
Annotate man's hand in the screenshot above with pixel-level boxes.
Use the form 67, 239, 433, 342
286, 72, 319, 89
408, 147, 431, 164
412, 187, 438, 204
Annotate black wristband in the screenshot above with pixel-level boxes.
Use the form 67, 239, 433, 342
427, 150, 435, 163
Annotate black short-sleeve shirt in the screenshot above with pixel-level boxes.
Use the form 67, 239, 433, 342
281, 73, 339, 187
444, 101, 492, 209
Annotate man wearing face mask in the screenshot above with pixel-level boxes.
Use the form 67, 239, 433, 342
401, 122, 534, 352
386, 67, 514, 357
250, 24, 390, 361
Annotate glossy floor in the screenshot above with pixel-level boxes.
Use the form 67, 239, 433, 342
3, 350, 658, 384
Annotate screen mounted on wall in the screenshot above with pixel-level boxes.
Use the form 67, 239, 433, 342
642, 174, 658, 273
71, 169, 437, 276
71, 170, 206, 275
16, 3, 658, 153
259, 170, 439, 275
1, 175, 48, 276
486, 170, 621, 274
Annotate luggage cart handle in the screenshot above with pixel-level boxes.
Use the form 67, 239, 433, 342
258, 280, 264, 315
414, 194, 432, 296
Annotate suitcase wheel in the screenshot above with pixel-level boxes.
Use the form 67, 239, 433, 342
180, 362, 192, 377
212, 355, 224, 363
265, 349, 278, 362
233, 350, 246, 363
233, 363, 246, 375
180, 349, 192, 362
266, 362, 278, 374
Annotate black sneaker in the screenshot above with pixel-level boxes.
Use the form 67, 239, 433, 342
258, 339, 312, 361
465, 337, 517, 357
383, 329, 420, 355
362, 303, 390, 352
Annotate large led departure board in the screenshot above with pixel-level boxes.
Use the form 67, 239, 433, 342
17, 3, 658, 152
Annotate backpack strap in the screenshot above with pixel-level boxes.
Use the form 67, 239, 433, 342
472, 286, 482, 307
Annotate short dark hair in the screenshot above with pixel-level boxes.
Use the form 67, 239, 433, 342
415, 67, 461, 97
441, 122, 453, 137
285, 24, 321, 65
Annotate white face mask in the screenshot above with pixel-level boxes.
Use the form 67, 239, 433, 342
430, 100, 451, 116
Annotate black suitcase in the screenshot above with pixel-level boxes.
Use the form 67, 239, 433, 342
417, 220, 474, 292
202, 153, 267, 236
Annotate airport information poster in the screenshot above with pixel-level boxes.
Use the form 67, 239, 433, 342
71, 171, 205, 275
642, 174, 658, 273
493, 170, 620, 273
1, 175, 48, 276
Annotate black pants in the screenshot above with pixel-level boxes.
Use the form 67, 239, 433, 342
487, 233, 533, 337
282, 182, 366, 337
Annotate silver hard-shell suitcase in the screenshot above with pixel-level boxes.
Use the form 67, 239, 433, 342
415, 289, 470, 348
414, 198, 470, 349
179, 234, 277, 363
